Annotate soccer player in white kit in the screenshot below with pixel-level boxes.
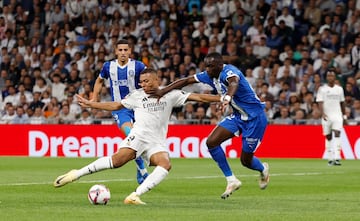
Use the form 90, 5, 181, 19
53, 68, 222, 204
316, 68, 346, 166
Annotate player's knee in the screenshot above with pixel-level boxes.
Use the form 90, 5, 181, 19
240, 157, 252, 168
206, 138, 217, 148
159, 161, 171, 171
334, 131, 340, 137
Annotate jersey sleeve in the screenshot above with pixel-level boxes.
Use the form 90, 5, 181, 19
340, 87, 345, 102
136, 60, 146, 73
120, 91, 139, 109
194, 72, 210, 84
99, 61, 110, 79
169, 90, 191, 107
221, 66, 240, 84
315, 87, 324, 102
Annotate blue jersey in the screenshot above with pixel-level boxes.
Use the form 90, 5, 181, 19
99, 59, 146, 126
196, 64, 267, 153
99, 59, 146, 102
194, 64, 265, 121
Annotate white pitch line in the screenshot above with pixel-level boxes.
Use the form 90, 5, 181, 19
0, 171, 345, 186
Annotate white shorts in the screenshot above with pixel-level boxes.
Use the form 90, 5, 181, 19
321, 118, 343, 135
118, 132, 168, 165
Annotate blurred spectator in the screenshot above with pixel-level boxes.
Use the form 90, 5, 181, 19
351, 34, 360, 73
50, 73, 66, 102
3, 85, 17, 106
12, 106, 29, 124
306, 108, 322, 125
293, 109, 307, 125
28, 91, 45, 111
183, 102, 196, 121
264, 100, 276, 121
75, 109, 93, 125
15, 83, 33, 104
304, 0, 321, 28
29, 106, 46, 124
194, 106, 210, 124
0, 104, 16, 124
59, 104, 76, 124
46, 104, 61, 124
33, 76, 48, 93
273, 106, 293, 124
258, 82, 274, 103
351, 99, 360, 121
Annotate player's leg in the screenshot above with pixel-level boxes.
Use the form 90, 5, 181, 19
332, 119, 343, 166
116, 110, 149, 184
240, 113, 269, 189
206, 119, 241, 199
53, 148, 136, 187
124, 149, 171, 205
121, 124, 148, 183
322, 119, 334, 165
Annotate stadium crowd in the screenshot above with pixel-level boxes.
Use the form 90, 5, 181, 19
0, 0, 360, 125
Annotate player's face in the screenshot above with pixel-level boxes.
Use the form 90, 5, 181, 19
139, 73, 159, 94
115, 44, 130, 64
204, 57, 222, 78
326, 72, 336, 85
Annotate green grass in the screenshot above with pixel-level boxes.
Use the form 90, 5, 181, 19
0, 157, 359, 221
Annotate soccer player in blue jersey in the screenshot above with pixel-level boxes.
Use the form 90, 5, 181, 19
151, 52, 270, 199
92, 39, 148, 184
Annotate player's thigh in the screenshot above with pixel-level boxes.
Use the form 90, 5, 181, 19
242, 113, 267, 153
321, 119, 332, 135
112, 147, 136, 167
331, 119, 343, 132
143, 142, 169, 164
207, 116, 238, 147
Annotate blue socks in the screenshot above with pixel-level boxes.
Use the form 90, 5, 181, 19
250, 156, 264, 172
209, 146, 233, 177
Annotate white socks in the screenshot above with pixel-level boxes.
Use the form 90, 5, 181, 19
135, 166, 169, 196
76, 156, 113, 177
326, 137, 342, 161
226, 175, 237, 183
333, 137, 341, 160
325, 139, 333, 161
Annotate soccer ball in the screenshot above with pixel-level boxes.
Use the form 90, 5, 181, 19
88, 184, 111, 205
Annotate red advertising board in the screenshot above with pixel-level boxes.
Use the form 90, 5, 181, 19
0, 125, 359, 159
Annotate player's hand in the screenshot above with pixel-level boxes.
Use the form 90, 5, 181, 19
147, 88, 164, 100
221, 101, 231, 115
76, 94, 91, 108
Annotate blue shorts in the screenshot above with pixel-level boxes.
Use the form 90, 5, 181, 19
218, 111, 267, 154
112, 108, 134, 128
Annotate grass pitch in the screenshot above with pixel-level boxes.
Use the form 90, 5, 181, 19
0, 157, 359, 221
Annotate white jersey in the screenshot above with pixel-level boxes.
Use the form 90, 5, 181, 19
121, 89, 190, 144
316, 84, 344, 121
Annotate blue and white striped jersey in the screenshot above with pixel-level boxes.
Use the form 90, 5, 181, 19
99, 59, 146, 102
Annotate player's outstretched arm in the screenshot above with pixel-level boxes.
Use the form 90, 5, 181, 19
150, 76, 198, 98
187, 93, 221, 103
76, 94, 123, 111
91, 77, 104, 102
